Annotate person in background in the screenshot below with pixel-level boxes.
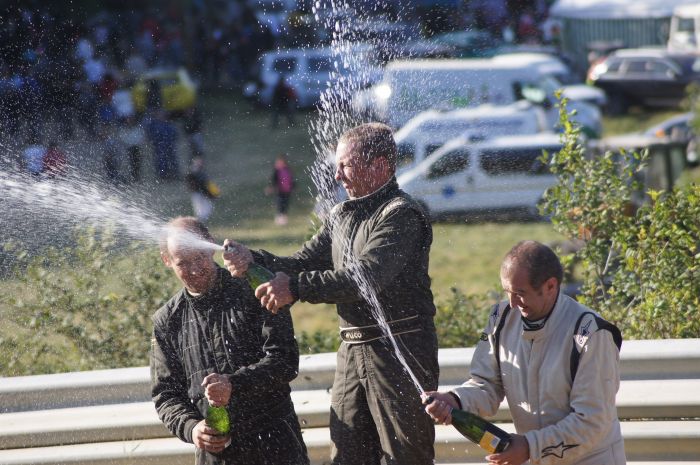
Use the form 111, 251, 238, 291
270, 75, 295, 129
99, 125, 122, 183
424, 241, 625, 465
184, 105, 206, 161
265, 153, 294, 226
119, 115, 146, 183
151, 216, 309, 465
21, 138, 46, 177
43, 140, 68, 179
223, 123, 439, 465
145, 110, 179, 180
185, 157, 219, 223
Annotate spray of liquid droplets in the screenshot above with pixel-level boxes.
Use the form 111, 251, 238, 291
306, 0, 428, 396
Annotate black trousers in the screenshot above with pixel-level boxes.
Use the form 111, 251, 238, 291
330, 326, 439, 465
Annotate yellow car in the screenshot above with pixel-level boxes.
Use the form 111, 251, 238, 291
132, 68, 197, 114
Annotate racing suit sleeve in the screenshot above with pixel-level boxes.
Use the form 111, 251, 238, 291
254, 222, 334, 281
295, 207, 427, 304
451, 307, 507, 417
228, 304, 300, 390
254, 206, 426, 305
150, 321, 201, 444
524, 330, 621, 465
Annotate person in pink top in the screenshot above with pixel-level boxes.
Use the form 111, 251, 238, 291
266, 153, 295, 225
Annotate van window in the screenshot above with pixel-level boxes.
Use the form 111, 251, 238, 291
625, 60, 647, 74
397, 142, 415, 167
425, 143, 443, 158
428, 149, 470, 179
480, 146, 558, 175
677, 17, 695, 33
308, 57, 334, 73
273, 58, 297, 74
604, 58, 622, 73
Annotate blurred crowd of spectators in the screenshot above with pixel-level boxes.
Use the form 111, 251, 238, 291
0, 0, 558, 185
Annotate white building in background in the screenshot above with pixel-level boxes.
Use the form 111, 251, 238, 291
550, 0, 700, 73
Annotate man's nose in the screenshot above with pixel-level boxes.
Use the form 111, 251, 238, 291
508, 293, 519, 307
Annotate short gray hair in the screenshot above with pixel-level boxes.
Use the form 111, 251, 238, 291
338, 122, 397, 170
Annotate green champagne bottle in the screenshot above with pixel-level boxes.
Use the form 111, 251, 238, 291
224, 245, 275, 289
426, 396, 511, 453
245, 262, 275, 289
451, 407, 511, 453
206, 404, 230, 435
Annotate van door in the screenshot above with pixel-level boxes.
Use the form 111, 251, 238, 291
470, 145, 559, 212
397, 137, 450, 175
413, 148, 475, 215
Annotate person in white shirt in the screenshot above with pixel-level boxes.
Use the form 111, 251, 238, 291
424, 240, 625, 465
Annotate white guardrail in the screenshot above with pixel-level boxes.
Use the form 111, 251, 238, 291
0, 339, 699, 465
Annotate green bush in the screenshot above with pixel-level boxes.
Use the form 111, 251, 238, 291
434, 288, 495, 348
297, 330, 341, 354
540, 96, 700, 339
0, 229, 177, 376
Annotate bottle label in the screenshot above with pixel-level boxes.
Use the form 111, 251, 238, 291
479, 431, 501, 453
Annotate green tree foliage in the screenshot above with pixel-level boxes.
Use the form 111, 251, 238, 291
541, 97, 700, 339
0, 229, 177, 376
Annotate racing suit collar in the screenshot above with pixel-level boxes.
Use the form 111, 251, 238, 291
521, 290, 561, 341
338, 177, 399, 212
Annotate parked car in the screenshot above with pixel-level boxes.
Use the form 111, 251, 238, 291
643, 112, 699, 165
644, 112, 694, 140
397, 133, 562, 220
394, 100, 551, 175
426, 30, 498, 58
587, 48, 700, 115
249, 46, 382, 108
131, 68, 197, 114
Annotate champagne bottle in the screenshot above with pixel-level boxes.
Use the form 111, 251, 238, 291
426, 396, 511, 453
224, 245, 274, 289
206, 404, 230, 435
245, 262, 275, 289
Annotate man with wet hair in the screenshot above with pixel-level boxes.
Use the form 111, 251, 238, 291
223, 122, 439, 465
424, 241, 625, 465
150, 216, 309, 465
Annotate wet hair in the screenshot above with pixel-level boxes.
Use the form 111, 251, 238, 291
159, 216, 214, 255
338, 122, 397, 170
501, 240, 563, 289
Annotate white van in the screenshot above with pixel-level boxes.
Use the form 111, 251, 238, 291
397, 133, 562, 219
252, 46, 381, 108
394, 100, 550, 175
352, 56, 602, 137
491, 53, 607, 106
669, 4, 700, 52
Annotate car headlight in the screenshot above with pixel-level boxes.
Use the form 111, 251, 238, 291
374, 83, 391, 101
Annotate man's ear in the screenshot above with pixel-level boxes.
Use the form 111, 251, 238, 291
161, 251, 171, 267
545, 276, 558, 293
